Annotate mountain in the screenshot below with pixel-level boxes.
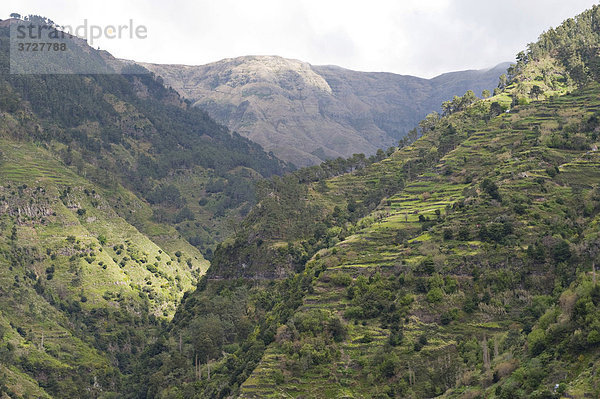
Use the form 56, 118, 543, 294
140, 57, 510, 166
0, 17, 289, 397
5, 5, 600, 398
136, 6, 600, 399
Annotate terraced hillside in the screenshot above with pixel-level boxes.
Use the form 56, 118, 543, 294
138, 6, 600, 398
0, 139, 209, 396
238, 84, 600, 398
4, 6, 600, 398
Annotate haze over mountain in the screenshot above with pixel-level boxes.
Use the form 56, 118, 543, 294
141, 57, 510, 166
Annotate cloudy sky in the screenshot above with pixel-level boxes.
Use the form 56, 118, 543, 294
2, 0, 598, 78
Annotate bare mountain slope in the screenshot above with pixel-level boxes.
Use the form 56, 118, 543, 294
141, 56, 509, 166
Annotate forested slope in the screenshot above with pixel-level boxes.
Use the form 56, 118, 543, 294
0, 18, 288, 397
139, 6, 600, 398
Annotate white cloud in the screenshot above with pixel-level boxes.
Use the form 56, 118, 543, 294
2, 0, 598, 77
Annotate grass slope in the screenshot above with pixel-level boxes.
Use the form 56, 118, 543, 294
0, 137, 207, 396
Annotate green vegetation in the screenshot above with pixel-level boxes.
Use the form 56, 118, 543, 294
4, 5, 600, 398
0, 20, 290, 259
0, 17, 288, 396
134, 6, 600, 398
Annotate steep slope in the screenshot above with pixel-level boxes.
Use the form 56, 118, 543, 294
141, 57, 509, 166
138, 6, 600, 399
237, 86, 600, 399
1, 18, 291, 257
0, 139, 207, 397
0, 17, 290, 396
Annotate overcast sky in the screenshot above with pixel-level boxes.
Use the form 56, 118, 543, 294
2, 0, 598, 78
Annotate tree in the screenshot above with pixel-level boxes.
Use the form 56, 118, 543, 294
462, 90, 478, 106
401, 128, 419, 147
481, 178, 502, 202
498, 74, 508, 90
553, 240, 571, 263
419, 112, 440, 134
482, 89, 491, 98
482, 335, 491, 372
442, 91, 478, 116
489, 102, 504, 117
442, 97, 460, 116
530, 85, 544, 100
511, 94, 519, 108
9, 13, 21, 19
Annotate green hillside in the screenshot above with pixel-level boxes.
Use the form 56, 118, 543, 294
4, 5, 600, 399
0, 139, 206, 397
0, 17, 290, 397
136, 6, 600, 399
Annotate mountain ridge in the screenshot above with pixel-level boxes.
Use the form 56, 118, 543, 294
140, 56, 510, 166
5, 5, 600, 398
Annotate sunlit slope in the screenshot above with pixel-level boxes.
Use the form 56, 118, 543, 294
239, 85, 600, 398
0, 138, 207, 396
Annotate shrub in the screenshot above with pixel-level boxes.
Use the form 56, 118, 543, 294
443, 228, 453, 240
427, 287, 444, 303
527, 329, 546, 355
587, 329, 600, 345
388, 328, 403, 346
356, 333, 373, 343
552, 240, 571, 263
329, 272, 352, 287
457, 226, 471, 241
326, 317, 347, 342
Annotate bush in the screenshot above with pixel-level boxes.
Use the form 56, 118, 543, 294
413, 341, 423, 352
344, 306, 364, 320
545, 166, 558, 178
427, 287, 444, 303
440, 312, 453, 325
327, 317, 347, 342
442, 228, 453, 240
356, 333, 373, 343
552, 240, 571, 263
587, 329, 600, 345
328, 272, 352, 287
527, 329, 546, 355
379, 354, 399, 378
457, 226, 471, 241
388, 328, 403, 346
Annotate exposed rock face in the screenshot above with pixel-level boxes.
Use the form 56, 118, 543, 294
141, 56, 509, 166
